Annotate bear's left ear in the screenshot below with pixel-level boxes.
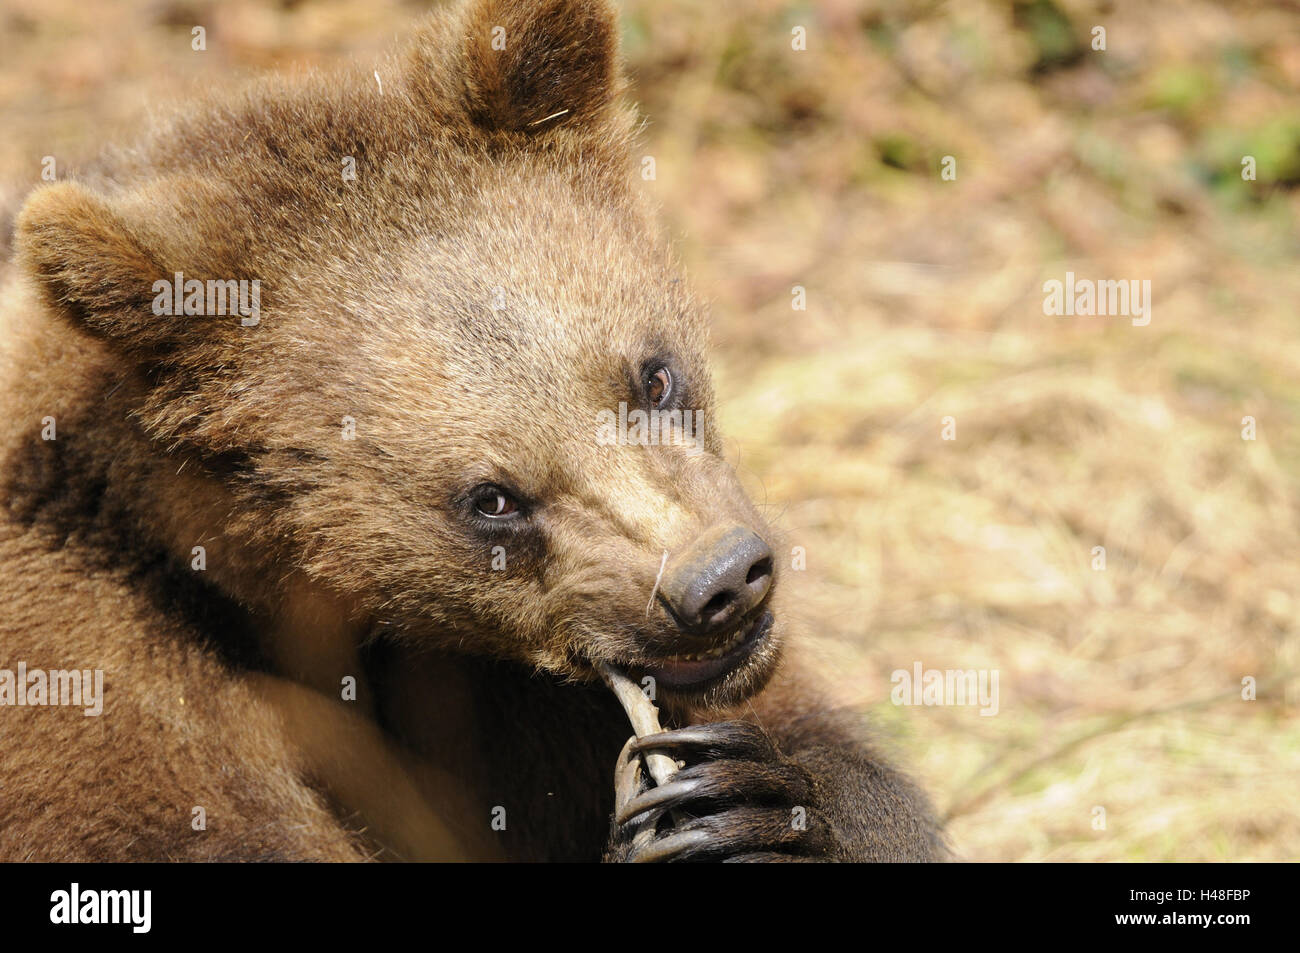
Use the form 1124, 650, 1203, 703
436, 0, 624, 134
15, 182, 194, 359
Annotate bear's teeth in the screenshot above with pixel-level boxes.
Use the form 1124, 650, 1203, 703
669, 628, 749, 662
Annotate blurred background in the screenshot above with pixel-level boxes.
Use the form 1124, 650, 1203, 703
1, 0, 1296, 860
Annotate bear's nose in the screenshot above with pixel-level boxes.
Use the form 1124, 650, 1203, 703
659, 524, 773, 635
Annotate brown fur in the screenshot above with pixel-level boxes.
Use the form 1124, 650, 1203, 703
0, 0, 945, 861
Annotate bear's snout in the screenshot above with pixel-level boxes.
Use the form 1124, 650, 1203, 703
659, 524, 774, 636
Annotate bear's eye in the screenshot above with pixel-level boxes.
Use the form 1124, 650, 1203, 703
646, 366, 673, 407
471, 486, 520, 519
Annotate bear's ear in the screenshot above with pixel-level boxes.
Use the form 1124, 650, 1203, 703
15, 182, 177, 356
449, 0, 623, 134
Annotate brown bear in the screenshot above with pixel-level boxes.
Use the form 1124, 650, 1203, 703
0, 0, 946, 862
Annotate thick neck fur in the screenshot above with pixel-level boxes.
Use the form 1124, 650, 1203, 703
0, 281, 367, 698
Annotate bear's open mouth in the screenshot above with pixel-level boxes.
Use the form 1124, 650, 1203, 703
638, 609, 774, 689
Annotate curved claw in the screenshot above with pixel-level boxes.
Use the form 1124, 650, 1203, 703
613, 735, 647, 817
628, 807, 832, 863
616, 775, 705, 825
628, 722, 774, 762
619, 758, 814, 826
627, 829, 712, 863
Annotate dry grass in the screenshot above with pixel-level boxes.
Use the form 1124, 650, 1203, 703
2, 0, 1296, 860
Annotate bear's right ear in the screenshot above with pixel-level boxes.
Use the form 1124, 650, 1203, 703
15, 182, 177, 357
430, 0, 624, 135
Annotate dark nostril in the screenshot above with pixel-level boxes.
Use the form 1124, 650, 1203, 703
701, 590, 734, 619
746, 556, 772, 587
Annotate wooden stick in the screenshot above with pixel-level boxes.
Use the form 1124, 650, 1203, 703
597, 662, 678, 786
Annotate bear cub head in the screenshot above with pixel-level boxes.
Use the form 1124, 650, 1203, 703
14, 0, 788, 711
